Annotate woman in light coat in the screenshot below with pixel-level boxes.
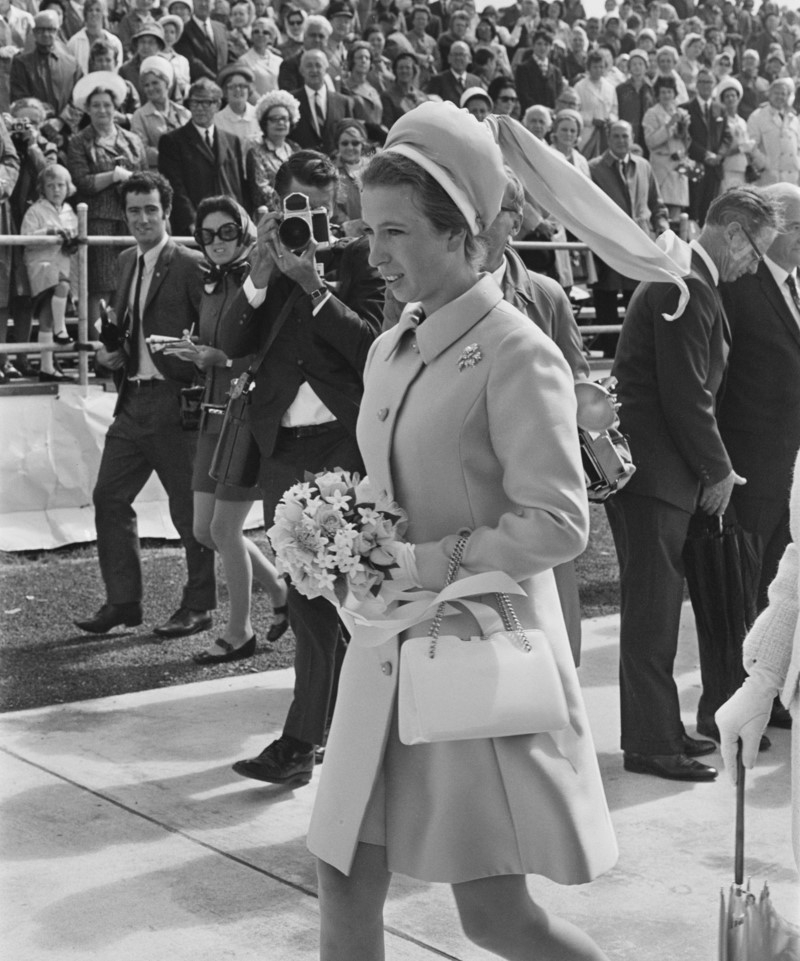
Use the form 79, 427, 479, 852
306, 101, 617, 961
716, 448, 800, 869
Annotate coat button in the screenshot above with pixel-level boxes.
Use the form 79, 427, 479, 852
380, 661, 393, 676
377, 407, 389, 421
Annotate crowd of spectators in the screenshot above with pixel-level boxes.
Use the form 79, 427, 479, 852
0, 0, 799, 382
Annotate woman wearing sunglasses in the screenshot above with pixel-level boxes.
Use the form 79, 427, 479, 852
171, 196, 289, 664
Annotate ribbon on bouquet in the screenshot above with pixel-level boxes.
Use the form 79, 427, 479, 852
338, 571, 527, 650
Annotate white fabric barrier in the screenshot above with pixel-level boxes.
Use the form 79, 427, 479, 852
0, 385, 263, 552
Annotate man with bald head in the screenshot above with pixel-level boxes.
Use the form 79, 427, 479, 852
424, 40, 481, 105
291, 48, 360, 154
715, 182, 800, 733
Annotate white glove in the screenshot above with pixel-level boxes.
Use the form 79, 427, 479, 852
113, 166, 132, 183
381, 541, 421, 593
715, 662, 783, 784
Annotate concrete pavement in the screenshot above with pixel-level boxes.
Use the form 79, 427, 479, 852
1, 603, 796, 961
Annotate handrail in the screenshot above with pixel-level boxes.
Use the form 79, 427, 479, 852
0, 208, 616, 387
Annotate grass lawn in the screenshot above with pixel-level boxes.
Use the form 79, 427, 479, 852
0, 506, 620, 713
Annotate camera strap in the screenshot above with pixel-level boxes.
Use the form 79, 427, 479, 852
234, 285, 303, 396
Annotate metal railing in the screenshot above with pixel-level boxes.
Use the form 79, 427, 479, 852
0, 206, 618, 389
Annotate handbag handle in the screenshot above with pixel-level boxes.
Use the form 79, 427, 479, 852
735, 742, 745, 886
426, 536, 532, 658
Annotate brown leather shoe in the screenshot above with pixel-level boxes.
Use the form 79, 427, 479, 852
153, 607, 212, 638
623, 752, 718, 781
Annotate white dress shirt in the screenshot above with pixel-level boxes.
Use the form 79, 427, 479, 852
129, 234, 170, 381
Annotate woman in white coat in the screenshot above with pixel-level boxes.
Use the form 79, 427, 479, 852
716, 448, 800, 869
306, 101, 617, 961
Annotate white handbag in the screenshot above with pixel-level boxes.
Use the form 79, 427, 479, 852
398, 537, 570, 746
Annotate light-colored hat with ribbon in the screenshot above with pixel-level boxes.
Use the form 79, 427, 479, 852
714, 76, 743, 100
382, 100, 505, 235
72, 70, 128, 112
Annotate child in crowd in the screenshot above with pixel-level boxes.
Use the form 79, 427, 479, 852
21, 164, 79, 382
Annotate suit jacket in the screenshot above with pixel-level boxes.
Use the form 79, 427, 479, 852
423, 69, 481, 105
173, 18, 228, 81
110, 239, 203, 414
9, 48, 81, 115
157, 122, 249, 235
306, 276, 616, 882
230, 236, 384, 458
612, 250, 732, 513
684, 97, 731, 178
514, 57, 564, 112
589, 150, 668, 290
290, 87, 360, 155
718, 261, 800, 506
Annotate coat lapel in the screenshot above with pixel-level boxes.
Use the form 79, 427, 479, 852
758, 262, 800, 352
143, 240, 174, 317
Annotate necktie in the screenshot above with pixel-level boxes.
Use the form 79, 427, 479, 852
128, 254, 145, 377
786, 273, 800, 314
314, 92, 324, 135
205, 128, 212, 151
204, 19, 214, 43
617, 159, 631, 207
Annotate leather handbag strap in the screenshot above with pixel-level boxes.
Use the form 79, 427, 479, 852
735, 745, 745, 886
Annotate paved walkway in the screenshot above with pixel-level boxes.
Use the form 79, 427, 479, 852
1, 604, 796, 961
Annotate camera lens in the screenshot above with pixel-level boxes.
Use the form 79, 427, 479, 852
278, 216, 311, 252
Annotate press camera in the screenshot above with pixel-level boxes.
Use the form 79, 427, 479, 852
277, 192, 331, 253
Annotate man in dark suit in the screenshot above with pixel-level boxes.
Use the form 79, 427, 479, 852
589, 120, 669, 356
172, 0, 228, 81
683, 68, 731, 226
230, 151, 383, 786
75, 172, 216, 637
277, 14, 336, 93
158, 78, 249, 235
290, 49, 361, 155
424, 40, 481, 105
515, 30, 565, 113
9, 10, 81, 116
605, 187, 781, 781
717, 182, 800, 732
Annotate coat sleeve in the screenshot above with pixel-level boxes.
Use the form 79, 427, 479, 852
157, 132, 195, 233
651, 279, 732, 487
415, 326, 589, 589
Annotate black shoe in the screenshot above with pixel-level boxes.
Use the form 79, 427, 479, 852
75, 602, 143, 634
232, 737, 315, 786
770, 699, 792, 729
39, 368, 73, 383
266, 605, 289, 643
682, 733, 716, 757
53, 332, 74, 346
623, 752, 718, 781
2, 361, 21, 379
153, 606, 212, 638
194, 634, 256, 664
697, 719, 771, 752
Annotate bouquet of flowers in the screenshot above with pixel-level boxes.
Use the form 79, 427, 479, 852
268, 469, 408, 606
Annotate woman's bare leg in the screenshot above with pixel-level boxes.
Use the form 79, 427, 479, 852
317, 842, 392, 961
452, 874, 609, 961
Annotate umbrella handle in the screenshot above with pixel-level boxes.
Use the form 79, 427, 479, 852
735, 741, 745, 886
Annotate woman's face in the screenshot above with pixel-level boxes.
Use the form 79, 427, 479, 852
362, 183, 461, 312
588, 58, 604, 80
264, 106, 290, 142
163, 21, 179, 44
285, 12, 304, 38
201, 210, 242, 266
368, 31, 385, 58
142, 72, 169, 103
476, 20, 492, 41
493, 86, 517, 115
688, 38, 704, 58
44, 172, 69, 207
338, 128, 364, 164
91, 51, 116, 71
171, 1, 191, 22
466, 97, 490, 121
658, 84, 676, 106
85, 1, 104, 26
352, 47, 371, 74
88, 91, 116, 126
721, 88, 740, 110
553, 116, 578, 149
136, 35, 161, 57
225, 74, 251, 107
394, 56, 415, 84
657, 53, 675, 73
230, 3, 249, 28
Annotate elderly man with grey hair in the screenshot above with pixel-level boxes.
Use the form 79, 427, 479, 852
290, 47, 361, 154
278, 14, 334, 92
424, 40, 481, 105
747, 78, 800, 186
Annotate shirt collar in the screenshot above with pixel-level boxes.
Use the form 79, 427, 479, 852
193, 15, 210, 29
305, 83, 326, 104
414, 274, 504, 365
690, 239, 720, 286
137, 233, 169, 269
193, 122, 214, 141
764, 255, 791, 287
490, 259, 507, 285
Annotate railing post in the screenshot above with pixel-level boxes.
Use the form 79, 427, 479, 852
77, 203, 89, 391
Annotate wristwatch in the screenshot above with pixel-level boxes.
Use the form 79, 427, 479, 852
309, 286, 327, 307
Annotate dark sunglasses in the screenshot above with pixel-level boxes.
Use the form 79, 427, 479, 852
339, 139, 363, 146
497, 94, 518, 102
194, 222, 241, 245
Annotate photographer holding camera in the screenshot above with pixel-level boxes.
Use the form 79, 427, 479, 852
229, 150, 384, 787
